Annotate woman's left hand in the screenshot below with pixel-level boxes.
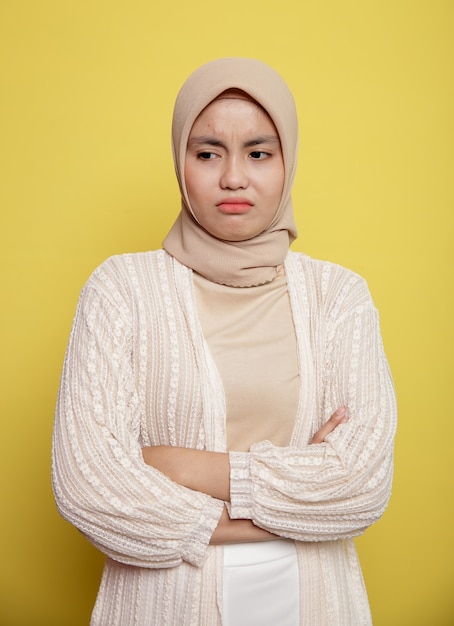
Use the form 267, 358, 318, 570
310, 407, 348, 444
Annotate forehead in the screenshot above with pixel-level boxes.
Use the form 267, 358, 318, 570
189, 95, 278, 137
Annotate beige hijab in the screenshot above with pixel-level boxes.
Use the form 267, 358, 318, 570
163, 57, 299, 287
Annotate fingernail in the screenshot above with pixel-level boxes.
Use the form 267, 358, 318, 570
336, 407, 346, 416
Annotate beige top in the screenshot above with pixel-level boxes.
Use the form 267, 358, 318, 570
193, 266, 299, 451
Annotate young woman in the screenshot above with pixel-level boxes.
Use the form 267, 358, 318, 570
52, 58, 397, 625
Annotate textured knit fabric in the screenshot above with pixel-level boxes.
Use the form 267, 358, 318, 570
52, 249, 397, 626
163, 57, 298, 287
193, 266, 298, 451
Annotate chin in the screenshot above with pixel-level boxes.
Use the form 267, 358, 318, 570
218, 231, 262, 243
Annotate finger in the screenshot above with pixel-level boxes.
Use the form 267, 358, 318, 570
310, 407, 347, 444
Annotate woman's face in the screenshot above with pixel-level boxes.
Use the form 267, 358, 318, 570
184, 95, 285, 242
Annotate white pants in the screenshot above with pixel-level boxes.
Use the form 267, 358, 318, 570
222, 540, 300, 626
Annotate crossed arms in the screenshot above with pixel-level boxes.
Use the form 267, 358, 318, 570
142, 408, 348, 544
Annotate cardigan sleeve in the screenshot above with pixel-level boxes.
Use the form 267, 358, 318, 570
228, 275, 397, 541
52, 278, 224, 569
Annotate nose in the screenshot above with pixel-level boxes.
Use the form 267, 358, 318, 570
220, 156, 248, 190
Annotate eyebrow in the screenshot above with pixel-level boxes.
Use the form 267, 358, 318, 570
187, 135, 280, 149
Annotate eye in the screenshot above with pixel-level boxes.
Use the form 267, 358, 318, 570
197, 151, 218, 160
249, 150, 270, 160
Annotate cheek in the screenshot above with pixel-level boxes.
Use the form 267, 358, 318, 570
184, 166, 200, 208
184, 161, 211, 199
183, 162, 194, 196
265, 168, 285, 205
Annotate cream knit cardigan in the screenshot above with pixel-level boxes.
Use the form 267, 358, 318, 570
52, 249, 397, 626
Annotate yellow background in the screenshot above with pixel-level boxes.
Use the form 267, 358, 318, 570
1, 1, 453, 624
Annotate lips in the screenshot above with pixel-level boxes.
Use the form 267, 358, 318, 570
216, 198, 253, 214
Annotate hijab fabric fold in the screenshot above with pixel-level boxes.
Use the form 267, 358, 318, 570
163, 57, 299, 287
